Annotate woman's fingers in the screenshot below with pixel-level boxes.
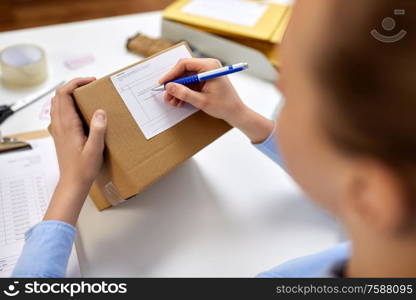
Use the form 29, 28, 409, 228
164, 91, 183, 108
159, 58, 223, 110
159, 58, 221, 84
57, 77, 95, 112
169, 98, 178, 106
57, 77, 95, 95
164, 92, 174, 102
50, 97, 57, 122
50, 96, 60, 134
165, 82, 205, 109
54, 78, 96, 131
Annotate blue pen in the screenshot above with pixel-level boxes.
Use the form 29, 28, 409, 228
151, 62, 249, 92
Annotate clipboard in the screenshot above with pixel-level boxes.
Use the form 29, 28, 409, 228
1, 130, 120, 211
0, 130, 50, 153
10, 130, 50, 141
1, 130, 111, 210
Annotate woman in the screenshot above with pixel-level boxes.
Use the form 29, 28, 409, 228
13, 0, 416, 277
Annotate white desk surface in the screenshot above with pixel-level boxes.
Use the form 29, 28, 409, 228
0, 10, 341, 277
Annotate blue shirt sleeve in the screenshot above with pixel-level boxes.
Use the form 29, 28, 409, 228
257, 242, 350, 278
12, 220, 76, 278
253, 123, 285, 167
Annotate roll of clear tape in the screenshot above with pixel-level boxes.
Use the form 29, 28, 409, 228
0, 44, 48, 88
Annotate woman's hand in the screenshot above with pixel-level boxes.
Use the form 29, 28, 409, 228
44, 77, 107, 225
50, 77, 107, 188
159, 58, 246, 126
160, 58, 274, 144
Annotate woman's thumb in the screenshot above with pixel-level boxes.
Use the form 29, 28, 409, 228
84, 109, 107, 156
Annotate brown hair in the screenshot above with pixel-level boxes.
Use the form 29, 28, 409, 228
313, 1, 416, 202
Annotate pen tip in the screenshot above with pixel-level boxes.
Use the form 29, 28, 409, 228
151, 85, 164, 92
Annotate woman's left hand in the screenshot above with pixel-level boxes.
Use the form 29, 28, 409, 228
44, 77, 107, 225
50, 77, 107, 189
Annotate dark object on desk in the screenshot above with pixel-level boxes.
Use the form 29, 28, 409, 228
0, 105, 13, 125
0, 81, 64, 125
126, 33, 174, 57
0, 135, 31, 153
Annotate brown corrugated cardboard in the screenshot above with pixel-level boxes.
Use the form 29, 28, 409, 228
73, 42, 231, 211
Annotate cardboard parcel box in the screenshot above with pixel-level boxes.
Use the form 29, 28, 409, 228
73, 42, 231, 210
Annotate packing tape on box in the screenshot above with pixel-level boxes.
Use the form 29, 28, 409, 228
0, 44, 48, 88
104, 182, 125, 206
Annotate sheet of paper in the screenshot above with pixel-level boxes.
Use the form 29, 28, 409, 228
110, 44, 198, 140
0, 137, 80, 277
181, 0, 268, 27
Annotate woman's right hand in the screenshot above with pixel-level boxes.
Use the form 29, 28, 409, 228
159, 58, 246, 127
160, 57, 274, 143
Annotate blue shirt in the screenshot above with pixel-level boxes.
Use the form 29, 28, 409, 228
12, 220, 76, 277
12, 127, 349, 277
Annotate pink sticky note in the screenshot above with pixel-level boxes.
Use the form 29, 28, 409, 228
39, 98, 52, 121
64, 55, 95, 70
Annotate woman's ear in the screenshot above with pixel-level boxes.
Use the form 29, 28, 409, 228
342, 159, 408, 235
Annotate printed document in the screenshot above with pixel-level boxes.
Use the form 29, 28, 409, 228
0, 137, 80, 277
110, 44, 198, 140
